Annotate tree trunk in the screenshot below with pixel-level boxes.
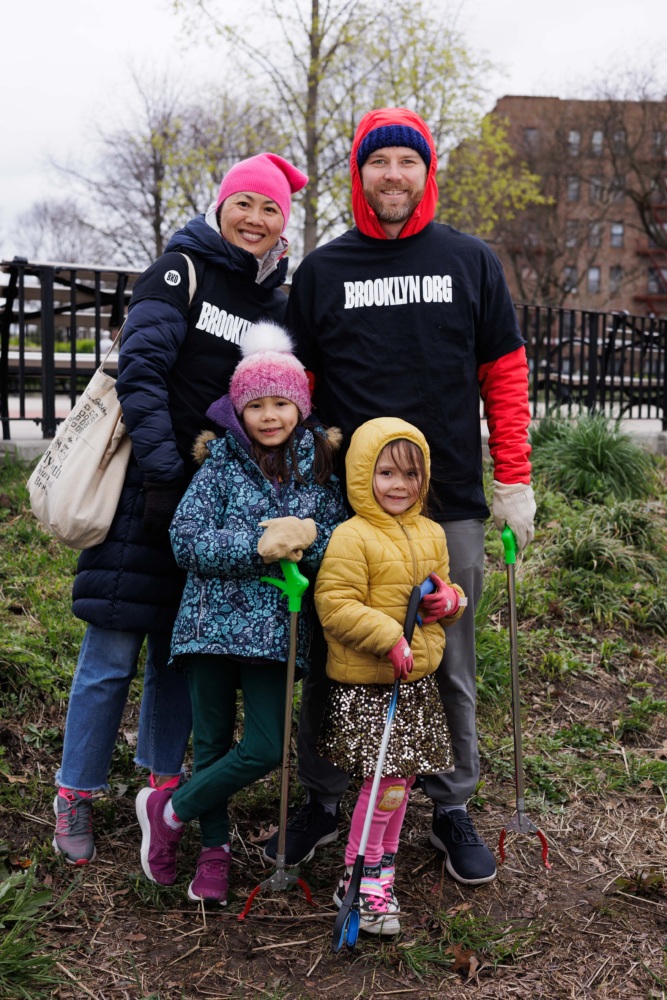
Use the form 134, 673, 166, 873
303, 0, 320, 255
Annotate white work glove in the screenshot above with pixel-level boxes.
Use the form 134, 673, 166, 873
492, 481, 536, 552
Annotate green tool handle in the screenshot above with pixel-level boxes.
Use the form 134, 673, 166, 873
502, 525, 517, 565
261, 558, 309, 612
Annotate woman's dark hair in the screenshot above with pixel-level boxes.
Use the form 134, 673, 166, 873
249, 415, 335, 486
378, 437, 431, 516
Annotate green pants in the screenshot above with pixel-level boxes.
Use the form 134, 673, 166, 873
172, 654, 287, 845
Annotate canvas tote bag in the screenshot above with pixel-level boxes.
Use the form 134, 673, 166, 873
27, 254, 197, 549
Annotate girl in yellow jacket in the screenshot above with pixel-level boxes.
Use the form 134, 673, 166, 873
314, 417, 466, 937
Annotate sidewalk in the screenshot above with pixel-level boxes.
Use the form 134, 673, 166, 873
3, 413, 666, 462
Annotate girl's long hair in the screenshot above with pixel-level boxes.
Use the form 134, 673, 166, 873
249, 415, 335, 485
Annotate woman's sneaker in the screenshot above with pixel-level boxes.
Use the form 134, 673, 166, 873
188, 846, 231, 906
52, 788, 96, 865
136, 787, 184, 886
333, 863, 401, 936
380, 853, 400, 914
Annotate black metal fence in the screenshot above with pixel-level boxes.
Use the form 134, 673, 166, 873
520, 305, 666, 430
2, 258, 666, 440
1, 257, 141, 439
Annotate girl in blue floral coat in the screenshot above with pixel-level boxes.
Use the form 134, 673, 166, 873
135, 323, 346, 904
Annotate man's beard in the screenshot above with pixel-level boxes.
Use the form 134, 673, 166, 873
364, 188, 423, 224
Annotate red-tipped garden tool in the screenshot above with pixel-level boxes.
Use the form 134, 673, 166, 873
498, 526, 551, 869
238, 559, 316, 920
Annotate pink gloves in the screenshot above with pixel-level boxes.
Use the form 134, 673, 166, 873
421, 572, 461, 624
387, 637, 413, 680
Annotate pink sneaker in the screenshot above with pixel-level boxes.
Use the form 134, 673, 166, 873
187, 846, 231, 906
136, 787, 183, 886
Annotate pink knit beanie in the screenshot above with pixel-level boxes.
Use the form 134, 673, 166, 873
229, 322, 312, 419
215, 153, 309, 229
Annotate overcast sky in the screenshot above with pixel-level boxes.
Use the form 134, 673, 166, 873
1, 0, 664, 258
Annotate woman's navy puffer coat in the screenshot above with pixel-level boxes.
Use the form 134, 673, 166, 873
72, 214, 289, 633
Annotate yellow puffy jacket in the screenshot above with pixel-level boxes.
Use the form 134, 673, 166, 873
314, 417, 465, 685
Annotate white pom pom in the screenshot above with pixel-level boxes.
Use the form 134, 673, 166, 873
240, 322, 295, 358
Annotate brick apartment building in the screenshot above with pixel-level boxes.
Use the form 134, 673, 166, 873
484, 95, 667, 317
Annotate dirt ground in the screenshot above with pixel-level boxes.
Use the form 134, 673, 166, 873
3, 645, 667, 1000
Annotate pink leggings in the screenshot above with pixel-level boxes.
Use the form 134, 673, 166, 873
345, 775, 416, 867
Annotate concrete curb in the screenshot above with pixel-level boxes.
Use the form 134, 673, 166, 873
3, 419, 665, 463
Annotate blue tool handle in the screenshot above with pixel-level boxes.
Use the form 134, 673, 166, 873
415, 576, 436, 627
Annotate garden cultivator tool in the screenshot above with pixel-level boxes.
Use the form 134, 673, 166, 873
238, 560, 316, 920
332, 578, 435, 952
498, 526, 551, 869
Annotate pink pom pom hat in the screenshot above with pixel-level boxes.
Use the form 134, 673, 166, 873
229, 322, 312, 419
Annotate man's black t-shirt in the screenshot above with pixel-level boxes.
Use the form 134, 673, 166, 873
285, 222, 523, 520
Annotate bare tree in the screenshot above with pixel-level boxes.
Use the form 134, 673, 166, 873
55, 72, 284, 267
11, 198, 110, 264
172, 0, 497, 252
486, 98, 639, 308
590, 75, 667, 251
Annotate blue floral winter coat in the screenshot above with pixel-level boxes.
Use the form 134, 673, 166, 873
169, 397, 347, 672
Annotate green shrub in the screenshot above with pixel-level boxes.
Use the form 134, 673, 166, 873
530, 413, 655, 502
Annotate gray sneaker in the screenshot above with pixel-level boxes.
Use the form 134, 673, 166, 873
53, 789, 96, 865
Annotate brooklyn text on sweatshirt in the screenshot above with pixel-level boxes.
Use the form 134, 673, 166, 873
195, 302, 254, 342
344, 274, 452, 309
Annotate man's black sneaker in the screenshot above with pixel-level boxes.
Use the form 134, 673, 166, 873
429, 808, 497, 885
262, 798, 339, 866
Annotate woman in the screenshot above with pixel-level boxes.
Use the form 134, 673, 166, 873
52, 153, 308, 866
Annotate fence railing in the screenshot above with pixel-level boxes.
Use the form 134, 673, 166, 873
2, 259, 666, 439
519, 305, 666, 430
1, 257, 141, 439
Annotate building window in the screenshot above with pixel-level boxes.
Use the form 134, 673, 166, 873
524, 127, 539, 150
648, 267, 662, 294
563, 266, 578, 293
609, 265, 623, 294
565, 220, 579, 248
653, 130, 666, 157
610, 222, 624, 248
588, 222, 601, 248
591, 130, 604, 156
587, 267, 601, 294
589, 176, 603, 203
567, 176, 580, 202
568, 130, 581, 156
610, 176, 625, 202
612, 129, 626, 153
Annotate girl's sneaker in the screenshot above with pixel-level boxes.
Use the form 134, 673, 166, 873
333, 863, 401, 936
53, 788, 96, 865
188, 846, 231, 906
136, 787, 184, 886
380, 852, 400, 914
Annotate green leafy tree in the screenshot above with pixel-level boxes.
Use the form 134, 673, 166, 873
440, 116, 547, 239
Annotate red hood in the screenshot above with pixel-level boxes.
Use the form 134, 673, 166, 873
350, 108, 438, 240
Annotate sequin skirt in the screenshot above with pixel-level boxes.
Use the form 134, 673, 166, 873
318, 673, 453, 778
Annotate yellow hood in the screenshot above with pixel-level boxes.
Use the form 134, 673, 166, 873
345, 417, 430, 527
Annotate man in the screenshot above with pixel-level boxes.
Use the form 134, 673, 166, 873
264, 108, 535, 886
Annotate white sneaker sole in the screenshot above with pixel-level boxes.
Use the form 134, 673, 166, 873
429, 830, 497, 885
135, 787, 158, 883
332, 888, 401, 935
187, 881, 228, 906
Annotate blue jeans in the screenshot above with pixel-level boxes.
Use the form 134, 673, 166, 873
56, 625, 192, 791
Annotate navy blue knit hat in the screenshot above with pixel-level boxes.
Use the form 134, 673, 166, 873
356, 124, 432, 169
